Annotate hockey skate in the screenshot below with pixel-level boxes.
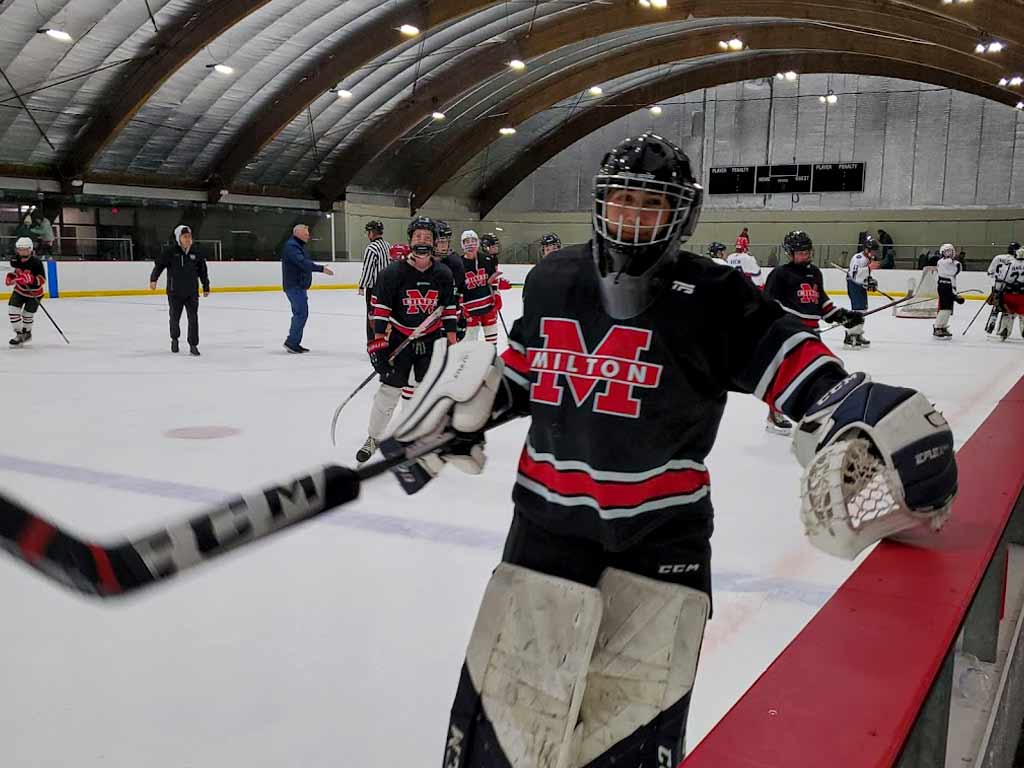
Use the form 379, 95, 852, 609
932, 327, 952, 340
1000, 328, 1010, 341
17, 330, 31, 346
356, 436, 377, 463
189, 345, 200, 357
171, 339, 179, 353
9, 331, 24, 347
766, 411, 793, 436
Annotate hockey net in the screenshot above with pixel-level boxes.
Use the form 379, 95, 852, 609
893, 266, 938, 318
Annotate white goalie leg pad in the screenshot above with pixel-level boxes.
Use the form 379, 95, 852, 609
800, 437, 950, 559
368, 384, 401, 439
574, 569, 709, 767
465, 564, 603, 768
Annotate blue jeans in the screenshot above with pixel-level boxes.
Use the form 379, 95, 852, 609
285, 286, 309, 346
847, 279, 868, 311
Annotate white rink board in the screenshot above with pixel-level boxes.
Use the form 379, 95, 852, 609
0, 289, 1022, 767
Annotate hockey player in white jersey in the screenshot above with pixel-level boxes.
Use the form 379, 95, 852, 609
726, 243, 763, 288
985, 242, 1018, 334
993, 246, 1024, 340
844, 237, 879, 348
933, 243, 964, 339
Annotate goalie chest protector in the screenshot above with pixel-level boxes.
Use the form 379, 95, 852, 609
500, 244, 842, 551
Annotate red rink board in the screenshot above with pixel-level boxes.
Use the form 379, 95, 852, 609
683, 375, 1024, 768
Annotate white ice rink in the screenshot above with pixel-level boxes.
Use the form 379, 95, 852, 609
2, 288, 1023, 767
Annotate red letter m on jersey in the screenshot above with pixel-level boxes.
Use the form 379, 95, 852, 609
402, 289, 439, 314
527, 318, 662, 418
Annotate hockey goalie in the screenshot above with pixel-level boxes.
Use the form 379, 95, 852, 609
380, 134, 958, 767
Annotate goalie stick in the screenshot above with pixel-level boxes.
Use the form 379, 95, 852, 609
0, 417, 511, 599
329, 305, 446, 446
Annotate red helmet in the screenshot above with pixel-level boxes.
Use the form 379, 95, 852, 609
389, 243, 411, 261
735, 234, 750, 252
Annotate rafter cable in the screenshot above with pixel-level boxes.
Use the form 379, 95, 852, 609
0, 65, 55, 152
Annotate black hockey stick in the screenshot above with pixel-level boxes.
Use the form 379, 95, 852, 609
828, 262, 896, 301
329, 305, 446, 446
38, 301, 70, 344
962, 292, 994, 335
0, 423, 490, 598
819, 292, 920, 334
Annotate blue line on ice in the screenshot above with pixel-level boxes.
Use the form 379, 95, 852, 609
0, 452, 833, 608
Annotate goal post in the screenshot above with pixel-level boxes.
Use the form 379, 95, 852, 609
894, 266, 939, 318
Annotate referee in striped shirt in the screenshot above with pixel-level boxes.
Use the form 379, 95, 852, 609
358, 220, 391, 342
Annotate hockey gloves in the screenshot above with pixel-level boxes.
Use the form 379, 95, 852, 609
3, 272, 12, 287
836, 309, 865, 329
955, 294, 966, 305
864, 276, 879, 292
793, 372, 957, 556
367, 338, 391, 375
380, 340, 508, 494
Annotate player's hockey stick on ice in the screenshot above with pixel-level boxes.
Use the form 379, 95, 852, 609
963, 291, 995, 335
329, 305, 445, 446
0, 419, 503, 598
38, 302, 70, 344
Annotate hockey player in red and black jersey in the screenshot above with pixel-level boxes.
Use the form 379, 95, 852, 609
763, 230, 862, 332
540, 232, 561, 258
6, 236, 46, 346
377, 134, 957, 768
355, 217, 458, 463
460, 229, 502, 344
435, 221, 468, 340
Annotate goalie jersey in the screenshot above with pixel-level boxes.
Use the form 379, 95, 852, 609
499, 245, 848, 550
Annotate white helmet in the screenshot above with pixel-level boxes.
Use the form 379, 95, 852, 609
461, 229, 479, 246
939, 243, 955, 258
15, 236, 33, 251
1015, 246, 1024, 260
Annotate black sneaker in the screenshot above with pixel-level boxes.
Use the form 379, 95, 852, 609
297, 345, 310, 353
171, 339, 179, 353
189, 345, 200, 356
283, 342, 302, 353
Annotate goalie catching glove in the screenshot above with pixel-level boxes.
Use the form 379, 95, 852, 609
793, 372, 957, 559
379, 340, 510, 494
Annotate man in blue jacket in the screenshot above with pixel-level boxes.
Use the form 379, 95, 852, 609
281, 223, 333, 353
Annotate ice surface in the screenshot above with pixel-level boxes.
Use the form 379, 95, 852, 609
1, 289, 1021, 767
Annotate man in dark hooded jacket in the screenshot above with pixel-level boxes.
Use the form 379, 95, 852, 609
150, 225, 210, 356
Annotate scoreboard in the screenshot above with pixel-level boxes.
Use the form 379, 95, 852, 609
707, 162, 865, 194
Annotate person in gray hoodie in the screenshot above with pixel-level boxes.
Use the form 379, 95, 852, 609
150, 225, 210, 356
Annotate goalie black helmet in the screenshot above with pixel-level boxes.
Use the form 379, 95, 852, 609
707, 242, 727, 257
592, 132, 703, 319
365, 219, 384, 235
437, 220, 453, 240
541, 233, 561, 247
862, 236, 878, 252
480, 232, 499, 249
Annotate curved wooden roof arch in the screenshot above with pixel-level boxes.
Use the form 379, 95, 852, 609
310, 0, 1022, 205
471, 51, 1019, 217
57, 0, 275, 182
404, 22, 1006, 210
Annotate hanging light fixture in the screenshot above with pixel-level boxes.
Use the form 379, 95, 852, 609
38, 28, 73, 43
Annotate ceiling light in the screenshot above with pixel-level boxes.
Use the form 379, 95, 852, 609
399, 24, 420, 36
1017, 102, 1024, 110
976, 43, 987, 54
1000, 77, 1010, 86
212, 63, 234, 75
819, 90, 838, 105
336, 88, 353, 99
1011, 76, 1023, 86
495, 227, 504, 232
509, 59, 526, 71
638, 0, 651, 6
588, 86, 603, 96
989, 41, 1004, 53
39, 28, 73, 43
776, 71, 797, 81
71, 179, 84, 187
499, 127, 516, 136
650, 0, 668, 7
650, 105, 663, 115
431, 111, 446, 120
